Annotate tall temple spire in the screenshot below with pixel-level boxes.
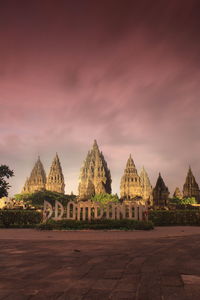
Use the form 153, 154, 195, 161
153, 173, 169, 207
46, 153, 65, 194
22, 157, 46, 193
140, 167, 153, 204
120, 154, 142, 201
183, 167, 200, 201
78, 140, 112, 199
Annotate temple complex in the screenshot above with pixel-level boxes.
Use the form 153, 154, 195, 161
183, 167, 200, 202
46, 153, 65, 193
21, 144, 200, 204
173, 187, 183, 199
153, 173, 169, 207
78, 140, 112, 199
22, 154, 65, 194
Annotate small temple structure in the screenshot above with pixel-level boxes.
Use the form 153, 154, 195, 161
140, 167, 153, 204
120, 155, 142, 201
153, 173, 169, 207
22, 157, 46, 193
120, 155, 152, 204
173, 187, 183, 199
46, 153, 65, 193
78, 140, 112, 199
183, 167, 200, 202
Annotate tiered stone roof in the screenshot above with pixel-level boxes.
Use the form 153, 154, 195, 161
183, 167, 200, 201
46, 153, 65, 193
120, 154, 142, 200
22, 154, 65, 194
173, 187, 182, 199
140, 167, 153, 203
78, 140, 112, 199
22, 157, 46, 193
153, 173, 169, 206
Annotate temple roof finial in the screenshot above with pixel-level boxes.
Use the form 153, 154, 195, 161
93, 139, 99, 151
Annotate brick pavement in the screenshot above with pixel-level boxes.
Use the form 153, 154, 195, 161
0, 228, 200, 299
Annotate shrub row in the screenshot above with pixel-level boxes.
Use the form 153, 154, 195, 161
149, 210, 200, 226
0, 210, 42, 228
37, 219, 154, 230
168, 204, 200, 210
1, 209, 200, 229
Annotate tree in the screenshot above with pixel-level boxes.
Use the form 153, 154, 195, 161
0, 165, 14, 198
14, 190, 76, 209
170, 197, 197, 206
179, 197, 197, 205
91, 193, 119, 206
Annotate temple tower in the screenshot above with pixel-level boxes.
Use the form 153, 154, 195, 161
22, 178, 30, 194
153, 173, 169, 207
46, 153, 65, 194
22, 157, 46, 193
78, 140, 112, 199
183, 167, 200, 202
120, 155, 142, 200
173, 187, 183, 199
140, 167, 153, 204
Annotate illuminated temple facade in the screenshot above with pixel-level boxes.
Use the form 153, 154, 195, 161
22, 154, 65, 194
78, 140, 112, 199
120, 155, 152, 204
183, 167, 200, 202
21, 141, 200, 204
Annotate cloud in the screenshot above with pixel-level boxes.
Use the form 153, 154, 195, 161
1, 0, 200, 196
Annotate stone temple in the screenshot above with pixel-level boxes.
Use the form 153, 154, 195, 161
153, 173, 169, 207
173, 187, 183, 199
46, 153, 65, 193
78, 140, 112, 199
120, 155, 152, 204
183, 167, 200, 202
22, 154, 65, 194
140, 166, 153, 204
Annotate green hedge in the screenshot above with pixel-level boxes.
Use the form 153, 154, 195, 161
2, 209, 200, 229
149, 210, 200, 226
37, 219, 154, 231
0, 210, 42, 228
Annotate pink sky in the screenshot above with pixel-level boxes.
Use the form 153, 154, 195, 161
1, 0, 200, 196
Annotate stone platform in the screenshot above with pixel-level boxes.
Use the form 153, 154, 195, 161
0, 227, 200, 299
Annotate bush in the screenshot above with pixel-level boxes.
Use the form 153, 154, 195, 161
0, 210, 42, 228
91, 193, 119, 205
149, 210, 200, 226
37, 218, 154, 231
169, 204, 200, 210
169, 197, 197, 206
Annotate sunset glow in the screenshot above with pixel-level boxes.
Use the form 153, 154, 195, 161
1, 0, 200, 196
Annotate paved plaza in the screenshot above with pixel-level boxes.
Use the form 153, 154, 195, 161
0, 227, 200, 299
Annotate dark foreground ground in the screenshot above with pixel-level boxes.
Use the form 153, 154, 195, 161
0, 227, 200, 300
